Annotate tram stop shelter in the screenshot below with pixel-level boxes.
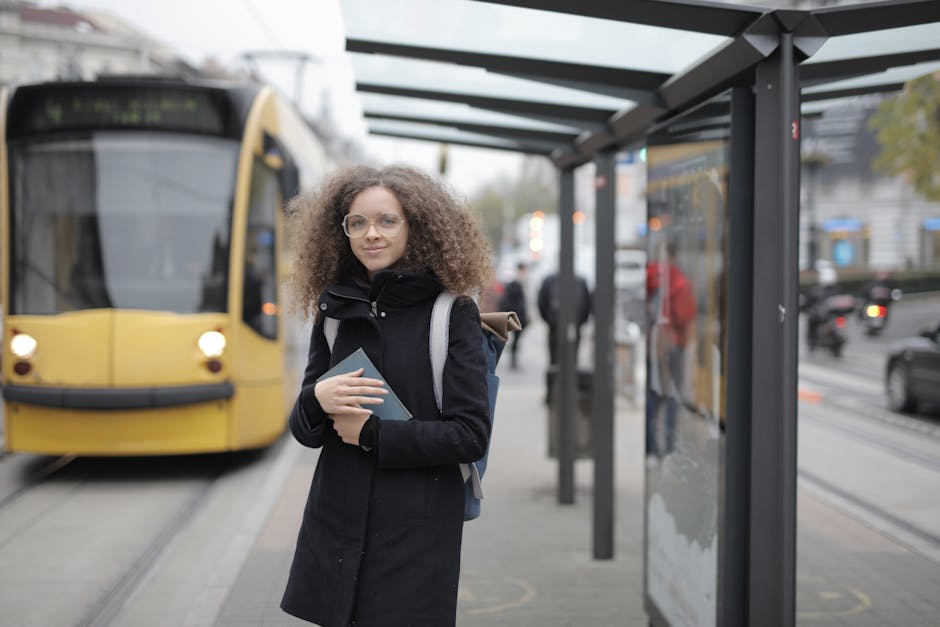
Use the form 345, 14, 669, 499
338, 1, 940, 625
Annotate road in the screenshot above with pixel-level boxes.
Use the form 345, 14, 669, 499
797, 293, 940, 563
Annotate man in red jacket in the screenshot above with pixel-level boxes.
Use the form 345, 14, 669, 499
646, 242, 696, 461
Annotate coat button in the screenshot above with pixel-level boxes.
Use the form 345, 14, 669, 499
319, 303, 327, 311
380, 311, 386, 317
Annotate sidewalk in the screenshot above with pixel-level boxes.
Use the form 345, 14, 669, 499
214, 326, 647, 626
212, 324, 940, 626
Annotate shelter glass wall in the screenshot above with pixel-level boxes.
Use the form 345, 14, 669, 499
645, 126, 729, 627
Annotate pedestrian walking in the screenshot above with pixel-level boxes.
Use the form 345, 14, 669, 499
280, 164, 492, 627
498, 262, 529, 369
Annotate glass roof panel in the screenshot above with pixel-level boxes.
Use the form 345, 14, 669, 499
340, 0, 729, 75
360, 94, 582, 133
807, 22, 940, 64
350, 53, 632, 109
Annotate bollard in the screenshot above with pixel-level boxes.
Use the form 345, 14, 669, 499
546, 366, 592, 459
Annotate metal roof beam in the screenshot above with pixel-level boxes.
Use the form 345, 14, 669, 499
498, 72, 660, 105
356, 82, 616, 132
346, 39, 669, 91
364, 112, 580, 143
813, 0, 940, 37
555, 12, 787, 166
472, 0, 765, 37
367, 126, 557, 156
659, 32, 772, 110
802, 47, 940, 82
802, 82, 906, 102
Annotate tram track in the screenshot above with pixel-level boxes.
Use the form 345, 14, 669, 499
0, 453, 76, 511
799, 469, 940, 565
799, 409, 940, 473
71, 471, 223, 627
798, 360, 940, 441
798, 397, 940, 564
0, 450, 241, 627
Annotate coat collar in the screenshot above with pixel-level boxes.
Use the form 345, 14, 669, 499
318, 270, 444, 319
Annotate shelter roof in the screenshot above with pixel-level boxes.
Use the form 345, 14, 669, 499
340, 0, 940, 167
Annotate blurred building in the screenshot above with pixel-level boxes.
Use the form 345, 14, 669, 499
0, 0, 196, 86
801, 95, 940, 271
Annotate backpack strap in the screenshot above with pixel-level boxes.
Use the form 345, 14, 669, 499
429, 292, 483, 499
429, 292, 456, 411
323, 317, 339, 353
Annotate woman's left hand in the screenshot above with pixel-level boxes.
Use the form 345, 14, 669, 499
332, 413, 371, 446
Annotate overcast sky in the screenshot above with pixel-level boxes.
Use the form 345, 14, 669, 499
44, 0, 524, 197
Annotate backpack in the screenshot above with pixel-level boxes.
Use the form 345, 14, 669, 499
323, 292, 520, 521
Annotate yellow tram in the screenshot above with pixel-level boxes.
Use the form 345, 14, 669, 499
0, 78, 327, 455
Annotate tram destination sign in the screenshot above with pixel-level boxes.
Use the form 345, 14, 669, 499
7, 83, 237, 139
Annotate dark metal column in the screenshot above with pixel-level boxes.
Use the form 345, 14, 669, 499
750, 33, 800, 627
722, 85, 756, 627
558, 167, 577, 504
592, 150, 616, 559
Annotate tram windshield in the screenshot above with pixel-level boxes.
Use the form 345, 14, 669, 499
8, 133, 238, 315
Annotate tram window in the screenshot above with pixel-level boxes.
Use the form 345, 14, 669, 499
243, 157, 279, 339
8, 133, 237, 315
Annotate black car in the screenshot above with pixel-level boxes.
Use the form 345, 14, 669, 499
885, 321, 940, 413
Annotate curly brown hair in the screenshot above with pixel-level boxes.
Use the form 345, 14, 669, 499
286, 164, 492, 318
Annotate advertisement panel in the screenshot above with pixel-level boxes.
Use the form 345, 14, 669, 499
645, 136, 728, 627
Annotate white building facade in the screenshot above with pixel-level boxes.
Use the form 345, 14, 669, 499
0, 1, 191, 87
801, 94, 940, 271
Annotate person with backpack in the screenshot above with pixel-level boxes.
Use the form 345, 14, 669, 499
280, 164, 492, 627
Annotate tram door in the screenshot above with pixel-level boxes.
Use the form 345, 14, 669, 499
232, 155, 284, 447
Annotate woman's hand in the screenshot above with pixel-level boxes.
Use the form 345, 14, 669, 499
314, 368, 386, 416
332, 412, 372, 446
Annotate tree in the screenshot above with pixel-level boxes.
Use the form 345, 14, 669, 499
868, 71, 940, 201
470, 156, 557, 250
473, 182, 511, 248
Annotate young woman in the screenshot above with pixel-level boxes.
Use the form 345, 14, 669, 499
280, 164, 492, 627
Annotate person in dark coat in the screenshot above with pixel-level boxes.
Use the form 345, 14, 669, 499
497, 262, 528, 369
536, 271, 592, 365
281, 164, 493, 627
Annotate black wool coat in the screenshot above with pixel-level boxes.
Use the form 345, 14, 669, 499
281, 270, 490, 627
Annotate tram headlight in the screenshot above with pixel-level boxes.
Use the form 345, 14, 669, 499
11, 333, 37, 359
198, 331, 226, 358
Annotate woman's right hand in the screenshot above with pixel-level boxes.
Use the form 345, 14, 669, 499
314, 368, 387, 416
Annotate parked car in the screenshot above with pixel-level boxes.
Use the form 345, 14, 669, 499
885, 321, 940, 413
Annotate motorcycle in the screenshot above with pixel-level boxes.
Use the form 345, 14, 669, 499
808, 293, 856, 358
859, 301, 888, 335
857, 285, 902, 336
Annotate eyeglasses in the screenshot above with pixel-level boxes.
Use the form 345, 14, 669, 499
342, 213, 407, 238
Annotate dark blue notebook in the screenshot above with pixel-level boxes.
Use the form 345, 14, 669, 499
316, 347, 412, 421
